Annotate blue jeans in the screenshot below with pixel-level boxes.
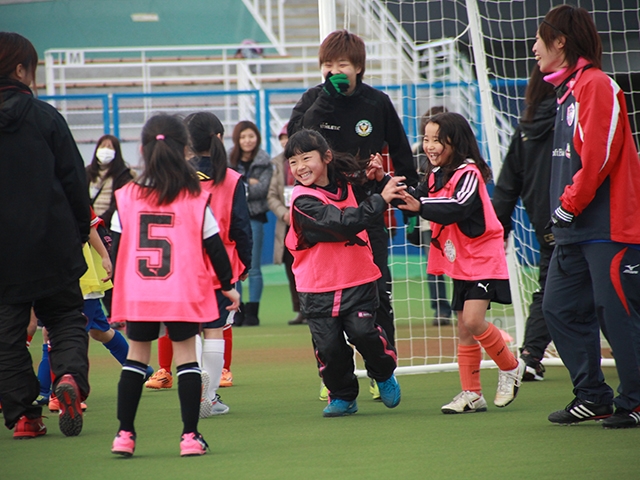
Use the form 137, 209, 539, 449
243, 218, 264, 303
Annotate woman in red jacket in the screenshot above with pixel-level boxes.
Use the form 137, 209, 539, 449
534, 5, 640, 429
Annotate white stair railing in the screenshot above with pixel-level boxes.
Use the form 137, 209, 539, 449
241, 0, 287, 55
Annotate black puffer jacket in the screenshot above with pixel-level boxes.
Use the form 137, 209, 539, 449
492, 97, 556, 244
0, 78, 90, 303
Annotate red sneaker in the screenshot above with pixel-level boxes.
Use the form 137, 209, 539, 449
55, 374, 83, 437
13, 415, 47, 439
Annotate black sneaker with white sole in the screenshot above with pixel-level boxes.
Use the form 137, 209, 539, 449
601, 408, 640, 429
548, 397, 613, 425
520, 352, 545, 381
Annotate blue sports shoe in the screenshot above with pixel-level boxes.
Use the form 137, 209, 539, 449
144, 366, 154, 381
322, 399, 358, 417
377, 375, 401, 408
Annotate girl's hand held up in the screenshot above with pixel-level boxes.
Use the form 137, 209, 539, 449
397, 192, 421, 212
380, 176, 407, 204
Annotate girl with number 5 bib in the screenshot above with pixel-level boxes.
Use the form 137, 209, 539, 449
109, 114, 239, 457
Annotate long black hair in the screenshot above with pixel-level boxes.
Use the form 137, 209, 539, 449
137, 114, 200, 205
184, 111, 227, 184
521, 64, 557, 123
86, 134, 129, 183
425, 112, 492, 184
284, 129, 368, 186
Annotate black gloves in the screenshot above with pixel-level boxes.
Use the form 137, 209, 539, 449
550, 205, 575, 228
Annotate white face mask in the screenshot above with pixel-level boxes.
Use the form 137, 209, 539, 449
96, 147, 116, 164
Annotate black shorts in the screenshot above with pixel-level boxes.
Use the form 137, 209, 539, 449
202, 290, 232, 329
126, 321, 200, 342
451, 279, 511, 311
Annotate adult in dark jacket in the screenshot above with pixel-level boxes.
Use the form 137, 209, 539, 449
492, 65, 556, 382
0, 32, 90, 438
288, 30, 419, 349
227, 120, 273, 326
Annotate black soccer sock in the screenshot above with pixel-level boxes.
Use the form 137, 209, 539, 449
116, 360, 148, 433
177, 362, 201, 434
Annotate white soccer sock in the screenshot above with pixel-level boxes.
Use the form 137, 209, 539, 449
195, 334, 203, 368
202, 338, 225, 399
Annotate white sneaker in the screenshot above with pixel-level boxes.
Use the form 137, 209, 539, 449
441, 391, 487, 414
199, 371, 213, 419
210, 394, 230, 415
494, 358, 526, 407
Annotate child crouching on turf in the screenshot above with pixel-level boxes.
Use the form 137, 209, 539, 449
109, 114, 240, 457
398, 112, 525, 414
284, 129, 405, 417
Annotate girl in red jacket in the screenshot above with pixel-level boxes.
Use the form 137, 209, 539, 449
534, 5, 640, 429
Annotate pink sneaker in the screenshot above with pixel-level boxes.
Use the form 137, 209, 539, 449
55, 374, 83, 436
111, 430, 136, 457
180, 432, 208, 457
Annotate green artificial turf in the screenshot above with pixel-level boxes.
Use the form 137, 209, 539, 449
2, 266, 639, 479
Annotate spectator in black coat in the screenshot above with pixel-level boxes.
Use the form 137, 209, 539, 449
0, 32, 90, 438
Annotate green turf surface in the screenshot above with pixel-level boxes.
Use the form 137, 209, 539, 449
2, 271, 639, 479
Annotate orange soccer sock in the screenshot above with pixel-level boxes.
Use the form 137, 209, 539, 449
222, 325, 233, 371
158, 333, 173, 373
457, 344, 482, 394
473, 323, 518, 371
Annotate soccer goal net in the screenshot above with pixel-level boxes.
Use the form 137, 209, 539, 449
336, 0, 638, 375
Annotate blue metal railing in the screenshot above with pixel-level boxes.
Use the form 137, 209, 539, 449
40, 93, 111, 135
42, 80, 527, 153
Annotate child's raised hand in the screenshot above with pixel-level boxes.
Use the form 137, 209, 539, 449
397, 192, 421, 212
222, 288, 241, 311
366, 153, 385, 181
380, 176, 407, 204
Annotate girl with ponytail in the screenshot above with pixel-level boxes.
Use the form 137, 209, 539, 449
109, 113, 239, 457
184, 111, 252, 413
